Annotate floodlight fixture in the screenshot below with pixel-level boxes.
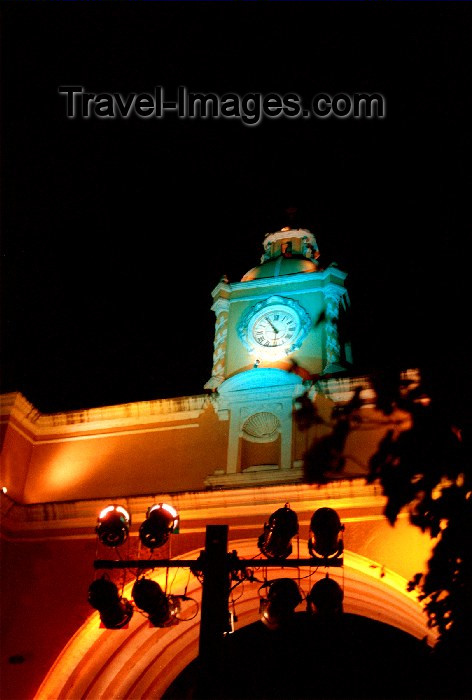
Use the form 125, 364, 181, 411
308, 507, 344, 559
139, 503, 179, 550
88, 575, 133, 629
96, 505, 131, 547
260, 577, 302, 630
132, 578, 180, 627
307, 575, 344, 617
257, 503, 299, 559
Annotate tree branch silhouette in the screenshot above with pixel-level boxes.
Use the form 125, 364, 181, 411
292, 362, 471, 693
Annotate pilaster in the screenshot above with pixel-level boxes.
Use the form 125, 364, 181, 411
204, 294, 230, 391
323, 283, 348, 374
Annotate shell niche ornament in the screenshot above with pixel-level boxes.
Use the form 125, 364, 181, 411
242, 412, 280, 442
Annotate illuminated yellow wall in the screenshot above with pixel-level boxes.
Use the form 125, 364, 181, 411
1, 387, 415, 505
0, 395, 229, 504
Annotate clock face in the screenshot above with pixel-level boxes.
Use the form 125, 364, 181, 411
238, 295, 311, 358
249, 306, 301, 349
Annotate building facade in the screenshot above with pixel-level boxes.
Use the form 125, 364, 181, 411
0, 227, 434, 699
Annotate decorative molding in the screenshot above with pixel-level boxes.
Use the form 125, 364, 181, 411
261, 239, 272, 263
323, 283, 348, 304
218, 368, 302, 396
211, 297, 230, 315
215, 315, 227, 332
315, 369, 421, 406
213, 328, 228, 353
232, 266, 347, 292
203, 375, 225, 391
204, 467, 303, 489
1, 478, 388, 538
207, 271, 348, 310
212, 346, 225, 363
24, 422, 201, 446
0, 392, 38, 419
263, 228, 315, 247
301, 234, 319, 260
243, 464, 278, 472
239, 402, 283, 419
0, 392, 209, 441
322, 284, 349, 369
207, 296, 230, 389
257, 229, 320, 264
210, 279, 231, 298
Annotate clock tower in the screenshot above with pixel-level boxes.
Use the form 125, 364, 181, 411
204, 226, 350, 487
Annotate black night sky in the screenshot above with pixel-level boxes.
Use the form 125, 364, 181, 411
1, 1, 471, 414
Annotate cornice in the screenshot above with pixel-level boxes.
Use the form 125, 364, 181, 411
230, 266, 347, 293
210, 280, 232, 299
0, 392, 41, 422
0, 392, 210, 441
0, 478, 387, 540
315, 368, 420, 405
1, 370, 420, 441
211, 297, 230, 315
323, 283, 349, 301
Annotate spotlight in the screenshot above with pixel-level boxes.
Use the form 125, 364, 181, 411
96, 505, 131, 547
260, 577, 302, 630
132, 578, 180, 627
308, 507, 344, 559
88, 575, 133, 629
257, 504, 299, 559
139, 503, 179, 550
307, 575, 344, 617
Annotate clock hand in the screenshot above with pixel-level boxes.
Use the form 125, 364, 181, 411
267, 318, 279, 334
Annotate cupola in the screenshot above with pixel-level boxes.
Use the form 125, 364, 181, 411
241, 228, 320, 282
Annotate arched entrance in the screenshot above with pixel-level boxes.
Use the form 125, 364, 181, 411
35, 539, 435, 699
164, 613, 431, 700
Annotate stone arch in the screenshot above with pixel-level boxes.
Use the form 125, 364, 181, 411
35, 539, 435, 700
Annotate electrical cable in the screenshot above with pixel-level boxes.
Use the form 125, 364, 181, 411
176, 596, 199, 621
168, 565, 180, 594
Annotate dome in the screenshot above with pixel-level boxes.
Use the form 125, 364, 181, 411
241, 227, 320, 282
241, 256, 318, 281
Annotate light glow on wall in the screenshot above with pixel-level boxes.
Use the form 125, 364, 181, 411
41, 443, 111, 494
